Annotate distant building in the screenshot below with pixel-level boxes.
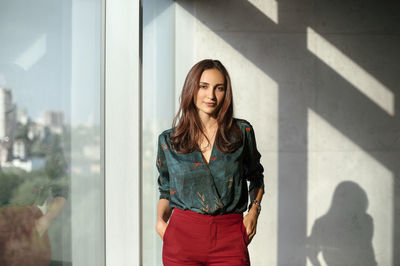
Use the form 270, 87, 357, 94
2, 157, 46, 172
0, 87, 16, 164
43, 110, 64, 135
13, 139, 27, 160
27, 122, 48, 141
17, 107, 29, 125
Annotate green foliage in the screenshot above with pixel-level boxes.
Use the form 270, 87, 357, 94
0, 167, 69, 208
30, 141, 47, 157
45, 135, 67, 179
0, 172, 23, 206
8, 174, 49, 206
0, 129, 70, 207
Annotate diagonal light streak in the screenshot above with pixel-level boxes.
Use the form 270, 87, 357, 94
14, 34, 47, 71
307, 27, 395, 116
248, 0, 278, 24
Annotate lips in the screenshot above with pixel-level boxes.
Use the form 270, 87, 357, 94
205, 102, 216, 106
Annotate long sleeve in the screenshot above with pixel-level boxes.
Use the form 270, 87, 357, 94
243, 123, 265, 194
156, 134, 170, 200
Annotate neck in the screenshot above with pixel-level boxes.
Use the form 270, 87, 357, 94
198, 111, 218, 131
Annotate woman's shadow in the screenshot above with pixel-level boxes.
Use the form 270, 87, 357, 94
306, 181, 377, 266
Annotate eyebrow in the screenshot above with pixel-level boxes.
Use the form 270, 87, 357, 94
199, 81, 225, 86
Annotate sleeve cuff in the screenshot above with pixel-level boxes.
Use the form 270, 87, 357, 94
249, 182, 265, 195
159, 192, 170, 201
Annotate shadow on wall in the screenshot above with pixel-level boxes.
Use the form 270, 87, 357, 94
306, 181, 377, 266
176, 0, 400, 265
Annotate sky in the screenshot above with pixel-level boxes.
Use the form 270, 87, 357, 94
0, 0, 101, 126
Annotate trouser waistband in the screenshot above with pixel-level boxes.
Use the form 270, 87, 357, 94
172, 208, 243, 224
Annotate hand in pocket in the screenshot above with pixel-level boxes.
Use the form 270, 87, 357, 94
156, 221, 169, 240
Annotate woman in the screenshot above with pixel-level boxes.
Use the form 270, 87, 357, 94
155, 59, 265, 266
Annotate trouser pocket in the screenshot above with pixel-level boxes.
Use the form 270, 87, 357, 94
163, 223, 171, 242
241, 221, 249, 246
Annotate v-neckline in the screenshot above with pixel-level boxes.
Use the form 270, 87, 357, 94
198, 141, 216, 167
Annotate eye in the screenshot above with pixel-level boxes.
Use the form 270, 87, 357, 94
199, 85, 207, 89
217, 86, 225, 91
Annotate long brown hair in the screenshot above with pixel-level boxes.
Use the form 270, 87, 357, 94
170, 59, 242, 153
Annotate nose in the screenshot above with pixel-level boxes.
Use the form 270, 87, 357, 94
207, 87, 216, 100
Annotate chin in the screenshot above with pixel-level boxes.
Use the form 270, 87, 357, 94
199, 109, 215, 116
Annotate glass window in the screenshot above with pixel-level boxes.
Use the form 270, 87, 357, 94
0, 0, 103, 265
142, 0, 175, 265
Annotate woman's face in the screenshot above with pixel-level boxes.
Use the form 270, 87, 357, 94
194, 68, 226, 117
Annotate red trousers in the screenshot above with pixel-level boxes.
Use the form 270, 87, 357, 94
162, 208, 250, 266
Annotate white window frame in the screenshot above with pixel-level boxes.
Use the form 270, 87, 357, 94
103, 0, 142, 265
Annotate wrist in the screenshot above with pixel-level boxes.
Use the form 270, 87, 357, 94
248, 205, 260, 217
248, 199, 261, 216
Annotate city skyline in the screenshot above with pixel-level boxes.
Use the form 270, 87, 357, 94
0, 86, 97, 127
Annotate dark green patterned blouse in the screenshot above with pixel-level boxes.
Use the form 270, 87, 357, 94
156, 118, 264, 215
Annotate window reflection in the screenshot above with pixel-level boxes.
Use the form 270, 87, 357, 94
0, 87, 69, 265
0, 0, 103, 265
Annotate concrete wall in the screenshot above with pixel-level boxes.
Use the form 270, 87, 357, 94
175, 1, 400, 265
